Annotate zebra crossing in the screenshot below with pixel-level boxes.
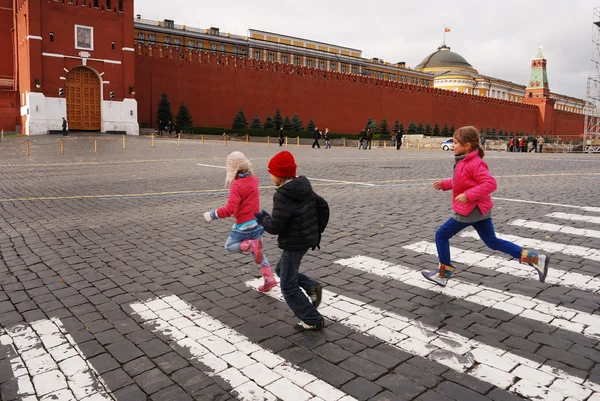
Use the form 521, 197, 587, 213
2, 207, 600, 401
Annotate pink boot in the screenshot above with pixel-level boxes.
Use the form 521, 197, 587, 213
258, 265, 277, 292
240, 239, 263, 264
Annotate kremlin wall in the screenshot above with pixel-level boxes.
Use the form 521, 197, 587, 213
134, 51, 583, 139
0, 0, 587, 139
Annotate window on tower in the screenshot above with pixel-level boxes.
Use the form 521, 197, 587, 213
118, 0, 122, 11
106, 0, 111, 10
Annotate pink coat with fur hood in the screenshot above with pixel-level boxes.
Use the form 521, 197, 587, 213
440, 151, 497, 216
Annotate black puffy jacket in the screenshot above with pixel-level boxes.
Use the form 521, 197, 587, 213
261, 176, 329, 251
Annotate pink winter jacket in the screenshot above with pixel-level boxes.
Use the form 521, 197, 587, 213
440, 151, 497, 216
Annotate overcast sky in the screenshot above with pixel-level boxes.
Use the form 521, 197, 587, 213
135, 0, 596, 100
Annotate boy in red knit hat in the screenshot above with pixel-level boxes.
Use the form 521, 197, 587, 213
255, 151, 330, 330
203, 151, 277, 293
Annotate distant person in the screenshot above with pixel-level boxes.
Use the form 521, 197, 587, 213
365, 128, 373, 150
278, 127, 285, 147
312, 126, 321, 149
358, 130, 366, 150
395, 130, 403, 150
538, 136, 545, 153
324, 128, 331, 149
62, 117, 68, 136
530, 136, 538, 153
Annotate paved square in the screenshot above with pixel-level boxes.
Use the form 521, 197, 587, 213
0, 133, 600, 401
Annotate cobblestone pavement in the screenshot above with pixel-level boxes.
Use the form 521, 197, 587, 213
0, 133, 599, 401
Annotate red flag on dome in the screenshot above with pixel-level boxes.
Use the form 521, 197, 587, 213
445, 27, 451, 32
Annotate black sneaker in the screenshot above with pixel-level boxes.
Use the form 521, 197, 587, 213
294, 319, 325, 331
309, 283, 323, 308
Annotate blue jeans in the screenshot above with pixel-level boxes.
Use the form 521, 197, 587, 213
276, 250, 323, 325
435, 218, 522, 267
224, 224, 269, 267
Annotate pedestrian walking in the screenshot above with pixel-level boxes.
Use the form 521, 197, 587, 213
395, 130, 403, 150
312, 126, 321, 149
278, 127, 285, 147
203, 151, 277, 293
530, 136, 538, 152
358, 130, 366, 150
62, 117, 68, 136
538, 136, 545, 153
365, 128, 373, 150
421, 126, 550, 287
324, 128, 331, 149
255, 151, 329, 331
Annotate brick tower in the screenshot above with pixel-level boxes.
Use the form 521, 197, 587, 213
0, 0, 18, 132
12, 0, 138, 135
522, 46, 556, 136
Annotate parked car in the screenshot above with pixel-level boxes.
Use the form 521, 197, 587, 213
441, 140, 454, 151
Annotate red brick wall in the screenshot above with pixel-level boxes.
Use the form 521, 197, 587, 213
0, 0, 14, 84
555, 110, 585, 140
135, 52, 542, 135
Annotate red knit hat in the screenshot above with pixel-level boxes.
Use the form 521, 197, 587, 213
268, 151, 297, 178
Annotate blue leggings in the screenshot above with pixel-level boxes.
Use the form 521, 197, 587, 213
435, 218, 522, 267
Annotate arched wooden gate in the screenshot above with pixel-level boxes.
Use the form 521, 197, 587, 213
66, 67, 101, 130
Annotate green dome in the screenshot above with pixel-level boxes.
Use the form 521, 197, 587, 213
415, 45, 475, 71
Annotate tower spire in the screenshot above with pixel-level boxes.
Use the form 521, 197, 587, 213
526, 45, 550, 98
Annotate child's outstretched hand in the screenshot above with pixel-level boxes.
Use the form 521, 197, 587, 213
204, 211, 218, 222
433, 181, 442, 190
455, 194, 468, 203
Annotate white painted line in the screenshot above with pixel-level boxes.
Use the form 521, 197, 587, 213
334, 255, 600, 339
0, 318, 114, 400
129, 295, 356, 401
306, 177, 375, 187
546, 212, 600, 224
460, 230, 600, 262
246, 279, 596, 401
403, 241, 600, 294
492, 197, 600, 213
510, 219, 600, 239
196, 163, 226, 169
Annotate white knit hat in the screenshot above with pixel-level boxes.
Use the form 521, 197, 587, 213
225, 151, 252, 185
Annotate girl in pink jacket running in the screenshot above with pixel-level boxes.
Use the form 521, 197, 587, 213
421, 126, 549, 287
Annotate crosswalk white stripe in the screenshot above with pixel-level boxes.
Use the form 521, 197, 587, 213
0, 318, 114, 400
334, 255, 600, 339
129, 295, 356, 401
546, 212, 600, 224
459, 230, 600, 262
403, 241, 600, 294
510, 219, 600, 239
246, 279, 596, 401
492, 197, 600, 213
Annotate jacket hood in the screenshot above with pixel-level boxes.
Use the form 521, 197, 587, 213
277, 176, 313, 201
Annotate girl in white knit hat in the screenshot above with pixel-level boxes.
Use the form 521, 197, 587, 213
203, 151, 277, 292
